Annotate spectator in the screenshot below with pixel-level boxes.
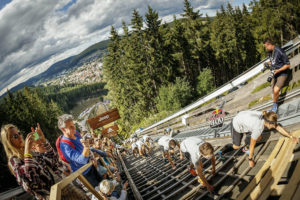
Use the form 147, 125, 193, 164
98, 180, 128, 200
0, 123, 88, 200
263, 38, 291, 113
57, 114, 102, 187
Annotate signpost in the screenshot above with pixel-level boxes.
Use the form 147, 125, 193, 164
101, 124, 119, 137
87, 108, 120, 130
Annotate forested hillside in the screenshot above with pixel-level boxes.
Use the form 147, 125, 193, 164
103, 0, 300, 136
0, 83, 107, 191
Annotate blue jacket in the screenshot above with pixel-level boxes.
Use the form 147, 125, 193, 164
60, 132, 91, 175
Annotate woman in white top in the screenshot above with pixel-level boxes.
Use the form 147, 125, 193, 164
223, 110, 298, 168
180, 137, 215, 194
157, 136, 183, 169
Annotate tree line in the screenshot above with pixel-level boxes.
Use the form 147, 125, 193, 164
103, 0, 300, 135
0, 83, 107, 191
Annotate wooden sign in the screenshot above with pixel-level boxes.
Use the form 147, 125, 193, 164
88, 108, 120, 130
101, 124, 119, 137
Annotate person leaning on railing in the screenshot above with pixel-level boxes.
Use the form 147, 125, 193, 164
92, 137, 117, 178
57, 114, 102, 188
0, 123, 88, 200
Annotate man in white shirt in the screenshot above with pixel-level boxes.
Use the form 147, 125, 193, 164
180, 137, 215, 194
157, 136, 183, 169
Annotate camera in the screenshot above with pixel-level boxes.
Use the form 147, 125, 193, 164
267, 70, 275, 82
261, 62, 270, 72
262, 62, 275, 82
83, 133, 92, 140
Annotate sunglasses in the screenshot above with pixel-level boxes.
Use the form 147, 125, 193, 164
12, 132, 22, 139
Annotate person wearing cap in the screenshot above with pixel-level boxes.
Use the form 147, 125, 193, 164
157, 136, 183, 169
180, 137, 215, 194
219, 110, 299, 168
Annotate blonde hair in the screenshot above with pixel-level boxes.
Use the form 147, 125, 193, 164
199, 142, 214, 156
262, 111, 278, 123
1, 124, 24, 175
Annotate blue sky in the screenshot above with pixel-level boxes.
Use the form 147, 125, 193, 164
0, 0, 252, 95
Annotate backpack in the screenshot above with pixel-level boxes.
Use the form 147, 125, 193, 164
56, 131, 81, 163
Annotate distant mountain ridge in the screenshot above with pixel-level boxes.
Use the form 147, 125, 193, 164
1, 39, 110, 97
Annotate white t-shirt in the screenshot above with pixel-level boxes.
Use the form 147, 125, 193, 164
131, 143, 137, 150
233, 110, 265, 140
158, 136, 172, 151
135, 140, 144, 150
180, 137, 205, 166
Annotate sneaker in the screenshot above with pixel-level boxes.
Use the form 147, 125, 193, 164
268, 103, 278, 113
198, 178, 204, 186
218, 150, 224, 160
242, 147, 250, 155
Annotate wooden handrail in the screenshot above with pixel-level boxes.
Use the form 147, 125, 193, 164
50, 160, 105, 200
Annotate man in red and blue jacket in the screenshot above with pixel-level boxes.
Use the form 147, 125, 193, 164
57, 114, 102, 187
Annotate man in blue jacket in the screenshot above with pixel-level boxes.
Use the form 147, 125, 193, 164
57, 114, 102, 187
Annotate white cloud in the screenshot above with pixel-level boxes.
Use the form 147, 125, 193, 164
0, 0, 239, 96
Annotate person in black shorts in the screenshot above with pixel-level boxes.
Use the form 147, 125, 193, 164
263, 38, 291, 113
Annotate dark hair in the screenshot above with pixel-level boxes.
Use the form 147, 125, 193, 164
263, 38, 273, 44
169, 139, 177, 148
199, 142, 214, 156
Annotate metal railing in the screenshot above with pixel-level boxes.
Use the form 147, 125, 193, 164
140, 37, 300, 134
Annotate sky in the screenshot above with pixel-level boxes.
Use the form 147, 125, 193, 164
0, 0, 251, 96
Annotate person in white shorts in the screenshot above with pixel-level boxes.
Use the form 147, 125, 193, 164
157, 136, 183, 169
180, 137, 215, 194
219, 110, 299, 168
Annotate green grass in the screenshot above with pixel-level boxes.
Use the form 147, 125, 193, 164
251, 82, 271, 94
248, 94, 272, 108
282, 80, 300, 93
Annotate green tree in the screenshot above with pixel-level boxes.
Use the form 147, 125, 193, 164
196, 68, 215, 97
156, 78, 193, 112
